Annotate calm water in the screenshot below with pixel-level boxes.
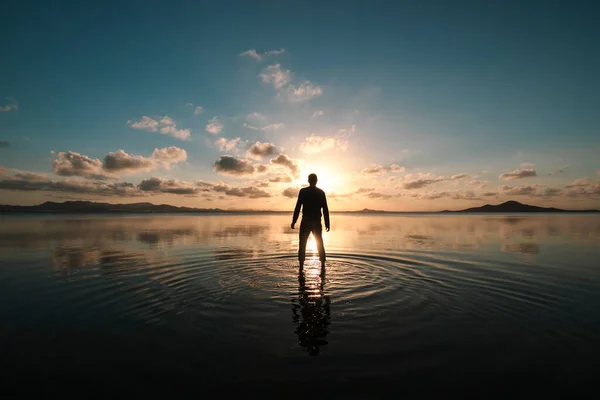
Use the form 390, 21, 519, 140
1, 213, 600, 396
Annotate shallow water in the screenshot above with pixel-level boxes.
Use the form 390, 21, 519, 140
1, 213, 600, 395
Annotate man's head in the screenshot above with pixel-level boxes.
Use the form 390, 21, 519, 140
308, 173, 318, 186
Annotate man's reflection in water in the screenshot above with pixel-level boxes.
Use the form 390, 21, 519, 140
292, 263, 331, 356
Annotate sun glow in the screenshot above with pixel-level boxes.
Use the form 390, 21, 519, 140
295, 164, 345, 193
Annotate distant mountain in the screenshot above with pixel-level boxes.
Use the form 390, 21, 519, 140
446, 200, 599, 213
1, 200, 598, 214
0, 201, 225, 214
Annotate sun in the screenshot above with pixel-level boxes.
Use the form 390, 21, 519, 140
294, 164, 343, 193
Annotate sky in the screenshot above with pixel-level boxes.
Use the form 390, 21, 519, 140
1, 0, 599, 211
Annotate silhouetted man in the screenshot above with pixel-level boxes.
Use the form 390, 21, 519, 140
291, 173, 330, 266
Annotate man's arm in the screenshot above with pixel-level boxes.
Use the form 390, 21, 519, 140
323, 192, 330, 231
291, 190, 302, 228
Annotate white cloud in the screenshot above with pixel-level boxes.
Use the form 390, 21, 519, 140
242, 123, 260, 131
129, 115, 190, 140
246, 112, 267, 123
128, 116, 158, 132
159, 125, 191, 140
260, 64, 291, 88
194, 106, 204, 116
240, 49, 262, 61
262, 123, 285, 132
282, 81, 323, 102
300, 135, 349, 154
312, 111, 324, 119
520, 162, 535, 168
206, 116, 223, 135
265, 48, 285, 56
499, 168, 537, 180
150, 146, 188, 164
215, 137, 242, 152
240, 48, 286, 61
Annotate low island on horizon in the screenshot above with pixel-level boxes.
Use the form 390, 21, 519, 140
0, 200, 598, 214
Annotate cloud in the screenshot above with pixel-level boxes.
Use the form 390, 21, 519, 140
222, 186, 271, 198
128, 115, 190, 140
0, 173, 140, 196
53, 151, 110, 180
260, 64, 291, 88
597, 170, 600, 176
362, 164, 405, 175
0, 141, 9, 148
206, 116, 223, 135
539, 188, 563, 197
262, 123, 285, 132
402, 175, 444, 189
467, 180, 487, 188
0, 98, 18, 112
240, 48, 285, 61
242, 123, 260, 131
415, 190, 480, 201
53, 147, 187, 180
270, 154, 299, 177
367, 192, 392, 199
355, 187, 375, 194
243, 121, 284, 132
103, 147, 187, 173
300, 135, 348, 154
520, 162, 535, 168
194, 106, 204, 116
159, 125, 191, 140
13, 171, 48, 181
246, 112, 267, 123
266, 48, 286, 56
500, 185, 539, 196
282, 81, 323, 102
150, 146, 188, 164
282, 187, 299, 198
450, 173, 471, 180
312, 111, 324, 119
138, 177, 198, 195
499, 168, 537, 180
240, 49, 262, 61
483, 192, 499, 197
247, 141, 278, 160
269, 175, 293, 183
213, 156, 257, 176
565, 178, 591, 188
128, 116, 158, 132
216, 137, 242, 152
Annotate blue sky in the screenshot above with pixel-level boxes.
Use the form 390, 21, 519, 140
1, 0, 599, 210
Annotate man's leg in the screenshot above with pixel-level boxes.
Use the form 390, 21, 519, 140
298, 221, 311, 264
312, 224, 326, 263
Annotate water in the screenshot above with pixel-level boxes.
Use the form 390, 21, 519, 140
1, 213, 599, 396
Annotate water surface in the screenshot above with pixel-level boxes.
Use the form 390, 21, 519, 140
1, 213, 599, 395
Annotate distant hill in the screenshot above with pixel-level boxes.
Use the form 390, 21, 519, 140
0, 200, 598, 214
0, 201, 225, 214
445, 200, 599, 213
